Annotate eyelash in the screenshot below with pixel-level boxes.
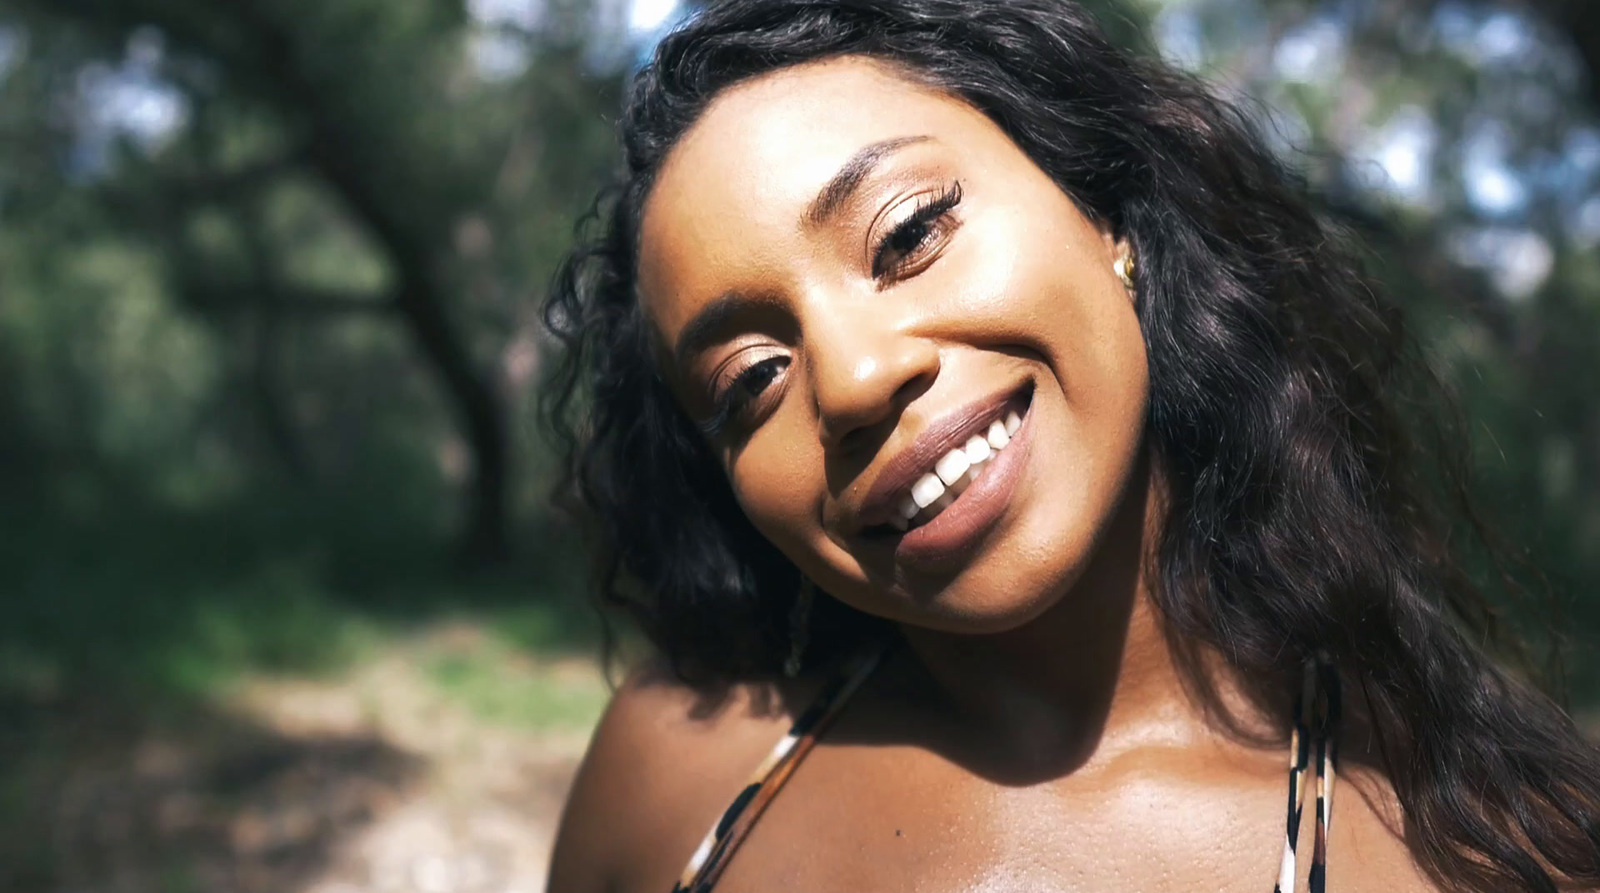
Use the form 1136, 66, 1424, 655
871, 181, 963, 280
700, 355, 790, 439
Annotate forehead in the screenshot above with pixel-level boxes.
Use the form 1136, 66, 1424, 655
637, 56, 992, 339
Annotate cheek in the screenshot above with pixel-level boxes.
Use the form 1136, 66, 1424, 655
931, 199, 1149, 403
928, 197, 1106, 327
961, 196, 1150, 520
725, 412, 825, 560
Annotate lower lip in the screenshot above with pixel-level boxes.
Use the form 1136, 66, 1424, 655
891, 402, 1033, 570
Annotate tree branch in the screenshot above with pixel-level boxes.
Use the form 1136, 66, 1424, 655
96, 151, 305, 218
181, 282, 397, 318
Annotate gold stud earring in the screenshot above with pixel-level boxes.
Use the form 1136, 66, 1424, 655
1113, 250, 1137, 289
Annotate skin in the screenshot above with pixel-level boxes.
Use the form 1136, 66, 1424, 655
548, 57, 1438, 893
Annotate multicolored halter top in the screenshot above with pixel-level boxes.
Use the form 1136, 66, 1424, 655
671, 647, 1343, 893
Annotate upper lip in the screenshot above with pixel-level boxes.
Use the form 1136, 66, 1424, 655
855, 383, 1031, 531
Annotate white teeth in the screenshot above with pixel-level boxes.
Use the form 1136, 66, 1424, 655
986, 420, 1010, 450
934, 448, 971, 486
898, 495, 921, 520
911, 473, 946, 509
886, 407, 1027, 532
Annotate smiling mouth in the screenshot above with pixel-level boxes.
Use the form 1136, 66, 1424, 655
862, 387, 1032, 538
892, 410, 1023, 531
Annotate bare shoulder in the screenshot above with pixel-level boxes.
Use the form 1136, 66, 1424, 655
546, 657, 812, 893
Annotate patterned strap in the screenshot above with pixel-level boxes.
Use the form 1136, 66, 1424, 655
671, 642, 890, 893
1275, 658, 1343, 893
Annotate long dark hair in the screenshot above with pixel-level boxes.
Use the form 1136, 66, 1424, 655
541, 0, 1600, 887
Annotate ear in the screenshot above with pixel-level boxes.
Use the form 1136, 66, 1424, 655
1098, 222, 1136, 300
1095, 222, 1131, 269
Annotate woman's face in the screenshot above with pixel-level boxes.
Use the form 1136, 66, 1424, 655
637, 57, 1149, 634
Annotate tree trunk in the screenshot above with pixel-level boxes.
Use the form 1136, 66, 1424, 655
32, 0, 518, 563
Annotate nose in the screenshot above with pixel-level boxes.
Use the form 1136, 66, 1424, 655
804, 305, 940, 451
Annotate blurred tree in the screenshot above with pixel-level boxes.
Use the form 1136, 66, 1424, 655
0, 0, 1595, 684
1, 0, 628, 562
1134, 0, 1600, 683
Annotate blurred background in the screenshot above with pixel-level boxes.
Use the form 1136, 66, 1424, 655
0, 0, 1596, 890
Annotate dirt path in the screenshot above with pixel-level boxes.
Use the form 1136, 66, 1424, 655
3, 625, 604, 893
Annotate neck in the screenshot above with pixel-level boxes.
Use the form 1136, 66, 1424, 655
896, 457, 1278, 776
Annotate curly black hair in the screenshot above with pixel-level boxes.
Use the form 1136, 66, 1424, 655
540, 1, 1600, 888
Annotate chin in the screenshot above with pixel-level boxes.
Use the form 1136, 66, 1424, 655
888, 508, 1111, 634
900, 438, 1151, 637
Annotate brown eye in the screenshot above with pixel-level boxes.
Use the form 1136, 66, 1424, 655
700, 355, 790, 438
871, 181, 962, 280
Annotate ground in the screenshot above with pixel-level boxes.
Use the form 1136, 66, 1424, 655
0, 621, 607, 893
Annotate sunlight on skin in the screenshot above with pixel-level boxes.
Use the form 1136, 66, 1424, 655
639, 58, 1148, 638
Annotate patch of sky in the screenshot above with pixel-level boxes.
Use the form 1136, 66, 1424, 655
629, 0, 680, 34
625, 0, 688, 70
1461, 118, 1528, 218
467, 0, 682, 76
1444, 225, 1553, 302
1153, 5, 1207, 72
1273, 15, 1347, 85
466, 0, 541, 80
1473, 10, 1538, 67
1464, 165, 1525, 218
1349, 105, 1437, 208
1432, 3, 1547, 74
70, 27, 188, 177
471, 31, 533, 81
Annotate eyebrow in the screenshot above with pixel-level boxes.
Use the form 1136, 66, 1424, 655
671, 135, 935, 373
802, 134, 934, 228
671, 290, 783, 378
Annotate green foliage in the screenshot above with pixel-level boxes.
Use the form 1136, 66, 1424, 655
1136, 0, 1600, 695
0, 0, 1595, 709
0, 478, 600, 702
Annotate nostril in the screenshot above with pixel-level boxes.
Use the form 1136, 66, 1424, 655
810, 334, 939, 450
893, 367, 936, 407
836, 425, 876, 455
820, 361, 937, 453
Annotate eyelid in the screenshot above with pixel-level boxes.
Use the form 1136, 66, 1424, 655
709, 342, 786, 392
703, 343, 791, 429
699, 347, 792, 439
869, 181, 963, 281
866, 182, 952, 249
852, 159, 952, 235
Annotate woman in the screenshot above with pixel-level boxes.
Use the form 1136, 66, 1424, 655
541, 1, 1600, 890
